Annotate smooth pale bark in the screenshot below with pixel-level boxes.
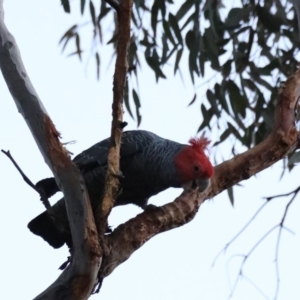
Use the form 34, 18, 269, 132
0, 1, 101, 299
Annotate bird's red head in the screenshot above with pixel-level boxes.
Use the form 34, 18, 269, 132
175, 137, 214, 185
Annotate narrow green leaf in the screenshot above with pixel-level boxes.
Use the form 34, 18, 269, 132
81, 0, 86, 14
225, 8, 243, 29
187, 94, 197, 107
174, 48, 183, 74
222, 59, 232, 78
163, 19, 176, 45
75, 33, 82, 61
151, 0, 159, 37
227, 80, 248, 118
198, 105, 212, 131
61, 0, 70, 13
124, 80, 134, 119
185, 30, 195, 50
199, 52, 205, 76
216, 83, 229, 114
89, 0, 96, 26
227, 122, 243, 142
95, 52, 100, 80
214, 128, 231, 146
203, 27, 220, 70
98, 1, 111, 21
145, 50, 166, 81
242, 79, 257, 92
257, 59, 280, 76
132, 89, 142, 126
158, 0, 166, 17
169, 13, 183, 45
288, 151, 300, 166
176, 0, 194, 20
227, 186, 234, 206
59, 25, 77, 44
206, 90, 220, 118
188, 46, 199, 82
257, 4, 281, 33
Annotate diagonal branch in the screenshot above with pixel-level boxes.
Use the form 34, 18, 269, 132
100, 68, 300, 279
0, 1, 101, 299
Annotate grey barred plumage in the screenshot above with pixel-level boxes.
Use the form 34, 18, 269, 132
28, 130, 214, 248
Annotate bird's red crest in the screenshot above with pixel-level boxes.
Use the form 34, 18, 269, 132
188, 137, 211, 153
175, 136, 214, 183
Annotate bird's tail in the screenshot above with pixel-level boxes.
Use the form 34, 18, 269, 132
28, 208, 68, 249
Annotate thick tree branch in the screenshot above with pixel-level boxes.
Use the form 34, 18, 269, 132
100, 68, 300, 278
0, 2, 101, 299
98, 0, 132, 237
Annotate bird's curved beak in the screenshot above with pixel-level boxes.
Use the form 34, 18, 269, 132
182, 178, 210, 193
194, 178, 210, 192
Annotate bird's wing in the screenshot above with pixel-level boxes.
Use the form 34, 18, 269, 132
73, 131, 144, 172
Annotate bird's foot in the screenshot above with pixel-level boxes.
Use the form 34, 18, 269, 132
143, 204, 165, 214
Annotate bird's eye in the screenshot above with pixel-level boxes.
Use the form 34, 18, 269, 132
194, 165, 199, 172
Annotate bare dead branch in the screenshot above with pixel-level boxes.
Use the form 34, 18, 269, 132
98, 0, 132, 237
1, 149, 52, 210
265, 185, 300, 201
240, 275, 271, 300
212, 200, 269, 268
212, 183, 299, 299
223, 191, 297, 300
0, 1, 101, 299
228, 225, 278, 299
1, 149, 37, 191
273, 193, 297, 300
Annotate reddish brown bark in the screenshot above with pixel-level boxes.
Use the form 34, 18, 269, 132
98, 0, 133, 237
100, 69, 300, 279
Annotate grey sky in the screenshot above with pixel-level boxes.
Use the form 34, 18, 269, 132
0, 1, 299, 299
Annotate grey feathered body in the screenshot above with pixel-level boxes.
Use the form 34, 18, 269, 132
78, 130, 185, 208
28, 130, 186, 248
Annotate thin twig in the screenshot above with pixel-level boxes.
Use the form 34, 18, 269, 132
243, 275, 271, 300
1, 149, 51, 210
212, 200, 269, 268
225, 187, 299, 300
273, 194, 297, 300
264, 186, 300, 201
228, 225, 278, 299
213, 185, 300, 268
2, 149, 38, 191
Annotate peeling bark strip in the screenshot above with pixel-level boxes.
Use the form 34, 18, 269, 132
100, 70, 300, 278
43, 114, 71, 169
98, 0, 133, 236
0, 1, 101, 299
